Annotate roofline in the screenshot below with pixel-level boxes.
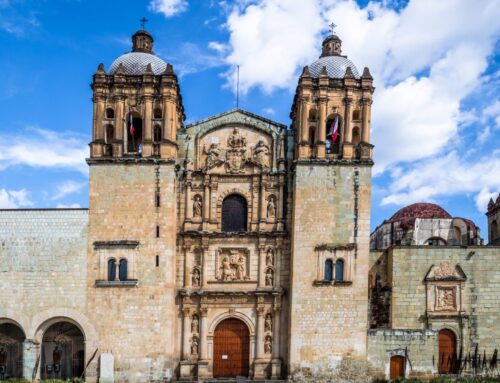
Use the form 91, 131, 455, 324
185, 108, 288, 130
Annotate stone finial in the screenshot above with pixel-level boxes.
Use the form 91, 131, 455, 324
96, 63, 106, 74
362, 67, 373, 80
301, 66, 311, 77
115, 63, 125, 75
344, 66, 355, 79
145, 63, 154, 74
320, 66, 328, 77
488, 198, 495, 211
164, 63, 174, 74
496, 193, 500, 206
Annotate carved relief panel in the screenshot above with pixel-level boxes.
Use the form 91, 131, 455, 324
215, 248, 251, 281
425, 261, 466, 315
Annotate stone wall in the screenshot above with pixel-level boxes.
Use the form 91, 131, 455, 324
87, 162, 178, 382
288, 163, 371, 376
367, 329, 437, 380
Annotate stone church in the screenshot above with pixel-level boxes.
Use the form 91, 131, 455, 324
0, 28, 499, 382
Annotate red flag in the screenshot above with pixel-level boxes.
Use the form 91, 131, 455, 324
129, 109, 135, 136
327, 116, 339, 143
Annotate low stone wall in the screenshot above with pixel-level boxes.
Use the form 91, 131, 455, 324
367, 328, 437, 380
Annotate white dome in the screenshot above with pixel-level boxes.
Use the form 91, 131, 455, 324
309, 56, 360, 79
109, 52, 167, 75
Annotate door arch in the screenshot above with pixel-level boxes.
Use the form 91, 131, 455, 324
389, 355, 405, 380
41, 321, 85, 380
213, 318, 250, 378
0, 323, 25, 379
438, 328, 457, 374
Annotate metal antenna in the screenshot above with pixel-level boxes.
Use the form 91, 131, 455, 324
236, 65, 240, 109
140, 17, 148, 29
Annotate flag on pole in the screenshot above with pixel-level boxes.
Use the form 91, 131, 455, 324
129, 108, 135, 136
327, 115, 339, 142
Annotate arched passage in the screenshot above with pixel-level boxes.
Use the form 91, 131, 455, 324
127, 111, 143, 153
438, 329, 457, 374
0, 323, 25, 379
213, 318, 250, 378
41, 321, 85, 380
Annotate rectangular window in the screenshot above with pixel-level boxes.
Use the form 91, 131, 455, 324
155, 192, 160, 207
156, 225, 160, 238
156, 255, 160, 267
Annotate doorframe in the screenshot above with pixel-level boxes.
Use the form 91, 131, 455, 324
385, 348, 410, 380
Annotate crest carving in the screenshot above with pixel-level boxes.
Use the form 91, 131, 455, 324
225, 128, 247, 173
217, 248, 250, 281
436, 287, 457, 311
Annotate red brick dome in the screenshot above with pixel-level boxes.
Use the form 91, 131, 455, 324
388, 203, 452, 228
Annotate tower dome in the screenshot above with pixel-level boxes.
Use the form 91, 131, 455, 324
308, 33, 359, 79
109, 29, 167, 75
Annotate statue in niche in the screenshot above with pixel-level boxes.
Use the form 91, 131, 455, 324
191, 315, 199, 333
266, 249, 274, 266
267, 197, 276, 218
265, 314, 272, 332
203, 142, 224, 169
236, 255, 247, 280
193, 195, 202, 217
265, 268, 274, 286
191, 336, 199, 355
192, 268, 201, 287
253, 140, 270, 168
226, 128, 247, 173
264, 336, 272, 354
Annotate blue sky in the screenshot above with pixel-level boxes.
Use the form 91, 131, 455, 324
0, 0, 499, 239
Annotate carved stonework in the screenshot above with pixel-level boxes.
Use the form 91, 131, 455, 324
266, 249, 274, 267
193, 195, 202, 217
436, 287, 457, 311
191, 314, 199, 333
265, 314, 272, 332
264, 335, 272, 354
217, 248, 250, 281
192, 268, 201, 287
433, 261, 454, 278
191, 336, 199, 355
225, 128, 247, 173
204, 143, 224, 170
267, 197, 276, 219
265, 268, 274, 286
253, 140, 271, 168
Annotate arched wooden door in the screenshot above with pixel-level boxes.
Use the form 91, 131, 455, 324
438, 329, 457, 374
389, 355, 405, 380
213, 318, 250, 378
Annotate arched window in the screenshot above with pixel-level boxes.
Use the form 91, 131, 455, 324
426, 237, 447, 246
127, 112, 143, 153
352, 109, 361, 121
153, 124, 162, 143
107, 259, 116, 281
352, 127, 360, 146
119, 259, 128, 281
324, 259, 333, 282
221, 194, 248, 232
154, 108, 162, 119
105, 124, 114, 144
335, 259, 344, 282
308, 109, 318, 121
105, 108, 114, 119
326, 114, 342, 154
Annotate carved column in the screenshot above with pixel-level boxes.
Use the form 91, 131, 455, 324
258, 245, 266, 288
201, 244, 209, 288
203, 177, 210, 222
275, 243, 282, 287
344, 98, 352, 143
259, 175, 266, 223
362, 99, 371, 143
182, 308, 191, 360
183, 245, 190, 287
114, 96, 124, 140
317, 98, 327, 158
114, 262, 120, 281
185, 179, 192, 221
143, 95, 153, 156
272, 307, 281, 359
170, 101, 177, 141
300, 98, 310, 143
256, 307, 265, 359
94, 97, 105, 140
277, 178, 284, 230
162, 96, 171, 140
199, 308, 208, 360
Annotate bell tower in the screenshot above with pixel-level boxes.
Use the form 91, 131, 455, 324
288, 30, 374, 377
85, 28, 184, 381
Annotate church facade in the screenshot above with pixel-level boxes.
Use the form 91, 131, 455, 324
0, 28, 499, 383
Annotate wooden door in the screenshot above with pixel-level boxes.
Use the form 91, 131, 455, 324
213, 318, 250, 378
389, 355, 405, 379
438, 329, 457, 374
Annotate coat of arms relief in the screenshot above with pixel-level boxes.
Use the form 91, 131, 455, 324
203, 128, 271, 173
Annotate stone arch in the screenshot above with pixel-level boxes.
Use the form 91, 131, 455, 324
0, 310, 30, 338
216, 188, 253, 231
30, 309, 97, 350
208, 311, 255, 337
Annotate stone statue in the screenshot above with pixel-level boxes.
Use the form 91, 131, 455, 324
192, 268, 201, 287
265, 314, 272, 332
264, 336, 272, 354
265, 268, 274, 286
191, 315, 199, 333
227, 128, 247, 148
220, 256, 234, 281
267, 197, 276, 218
191, 336, 199, 355
266, 249, 274, 266
193, 195, 202, 217
254, 140, 270, 168
236, 255, 247, 280
204, 143, 223, 169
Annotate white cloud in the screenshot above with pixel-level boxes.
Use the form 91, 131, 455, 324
149, 0, 188, 17
483, 100, 500, 129
262, 107, 275, 115
0, 126, 88, 174
381, 151, 500, 210
475, 187, 497, 213
160, 42, 225, 76
0, 188, 33, 208
56, 203, 81, 208
51, 180, 86, 201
